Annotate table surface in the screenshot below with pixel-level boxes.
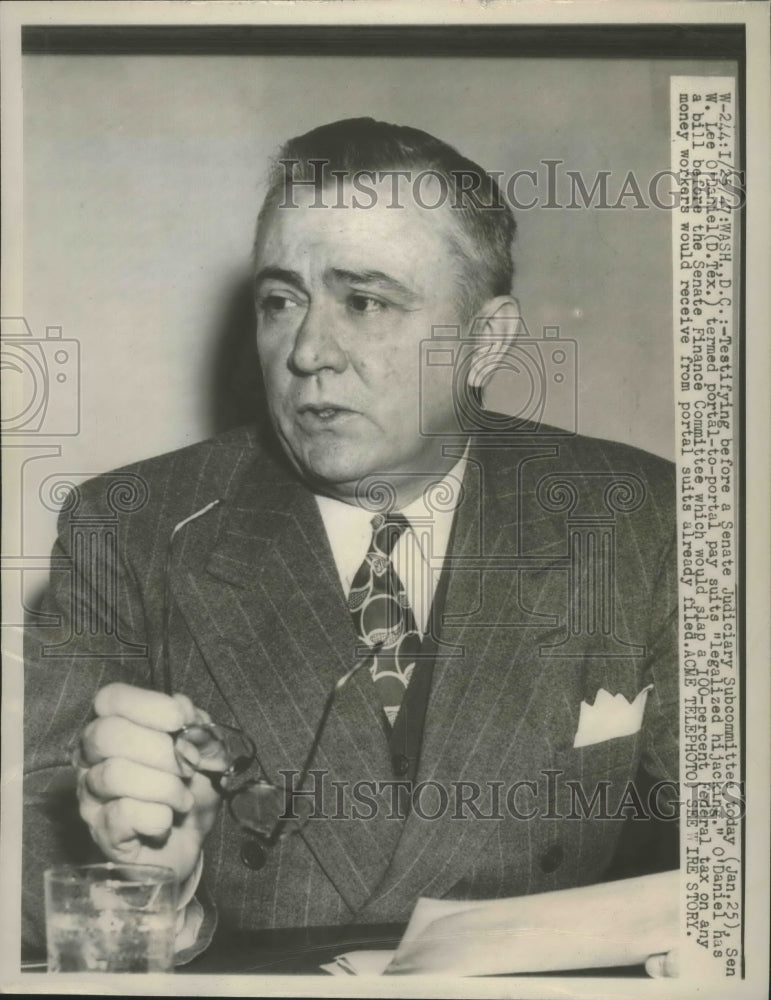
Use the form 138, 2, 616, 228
185, 923, 646, 977
187, 922, 406, 975
24, 922, 647, 977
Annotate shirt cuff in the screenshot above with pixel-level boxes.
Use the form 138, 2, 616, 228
174, 852, 205, 953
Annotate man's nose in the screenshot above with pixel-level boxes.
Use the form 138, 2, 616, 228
289, 302, 347, 376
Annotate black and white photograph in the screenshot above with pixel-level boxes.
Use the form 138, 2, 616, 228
1, 1, 768, 995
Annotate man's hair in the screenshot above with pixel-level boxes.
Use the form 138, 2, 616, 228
254, 117, 516, 319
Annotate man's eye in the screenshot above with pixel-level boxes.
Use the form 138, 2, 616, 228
348, 294, 387, 315
257, 294, 300, 315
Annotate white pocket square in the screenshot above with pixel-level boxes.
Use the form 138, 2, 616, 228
572, 685, 653, 748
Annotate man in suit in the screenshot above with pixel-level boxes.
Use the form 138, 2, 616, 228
23, 118, 679, 969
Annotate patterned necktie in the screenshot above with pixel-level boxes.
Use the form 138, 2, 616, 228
347, 513, 422, 727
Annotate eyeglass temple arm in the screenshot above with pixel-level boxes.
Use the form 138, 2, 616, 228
161, 544, 174, 697
263, 647, 381, 844
291, 647, 381, 795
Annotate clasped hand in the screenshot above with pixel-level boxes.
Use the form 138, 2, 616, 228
75, 682, 220, 882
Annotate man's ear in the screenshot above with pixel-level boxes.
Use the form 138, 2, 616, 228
465, 296, 523, 389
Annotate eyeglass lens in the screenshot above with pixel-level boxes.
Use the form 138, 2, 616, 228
174, 722, 256, 777
170, 654, 373, 858
173, 724, 312, 844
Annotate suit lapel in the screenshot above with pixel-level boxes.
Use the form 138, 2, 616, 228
171, 452, 404, 913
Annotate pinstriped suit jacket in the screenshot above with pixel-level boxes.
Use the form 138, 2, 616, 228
23, 423, 678, 953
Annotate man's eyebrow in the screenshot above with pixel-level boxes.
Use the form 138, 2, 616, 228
254, 267, 308, 294
327, 268, 421, 302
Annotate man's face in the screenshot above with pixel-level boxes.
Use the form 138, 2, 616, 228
253, 181, 469, 502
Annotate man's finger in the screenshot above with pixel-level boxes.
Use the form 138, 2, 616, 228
102, 798, 175, 845
171, 692, 201, 727
193, 705, 213, 726
85, 757, 195, 814
80, 715, 190, 772
93, 683, 186, 732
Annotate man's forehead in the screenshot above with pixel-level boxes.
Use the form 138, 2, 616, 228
258, 177, 460, 253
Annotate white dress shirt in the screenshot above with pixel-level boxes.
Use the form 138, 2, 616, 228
315, 450, 468, 633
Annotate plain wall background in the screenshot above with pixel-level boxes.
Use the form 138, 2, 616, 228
17, 53, 730, 595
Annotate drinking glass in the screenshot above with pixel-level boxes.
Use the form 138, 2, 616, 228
44, 863, 177, 972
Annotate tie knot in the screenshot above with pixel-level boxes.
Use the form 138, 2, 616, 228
371, 512, 410, 556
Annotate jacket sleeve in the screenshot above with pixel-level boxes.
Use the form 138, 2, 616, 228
22, 480, 215, 963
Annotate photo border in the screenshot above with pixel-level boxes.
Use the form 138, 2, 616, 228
1, 2, 768, 998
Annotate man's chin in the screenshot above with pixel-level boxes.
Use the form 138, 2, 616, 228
279, 432, 458, 505
288, 449, 382, 501
291, 452, 457, 510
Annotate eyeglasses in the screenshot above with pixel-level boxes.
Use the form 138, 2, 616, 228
162, 504, 375, 869
169, 656, 373, 869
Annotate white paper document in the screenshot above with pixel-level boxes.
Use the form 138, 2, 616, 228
321, 870, 678, 976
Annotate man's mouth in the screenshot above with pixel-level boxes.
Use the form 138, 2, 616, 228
297, 404, 357, 423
